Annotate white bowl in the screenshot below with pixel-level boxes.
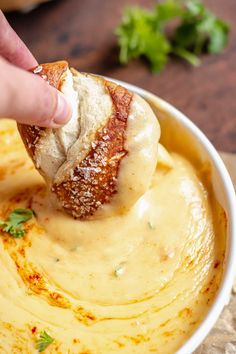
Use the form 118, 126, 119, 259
108, 77, 236, 354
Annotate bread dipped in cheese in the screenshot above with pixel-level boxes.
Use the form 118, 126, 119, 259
18, 61, 160, 219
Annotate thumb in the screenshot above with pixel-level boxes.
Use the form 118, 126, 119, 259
0, 57, 71, 127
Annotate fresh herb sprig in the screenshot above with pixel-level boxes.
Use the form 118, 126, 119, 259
0, 208, 34, 238
115, 0, 230, 72
36, 330, 54, 353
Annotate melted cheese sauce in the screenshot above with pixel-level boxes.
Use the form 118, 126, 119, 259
0, 120, 226, 353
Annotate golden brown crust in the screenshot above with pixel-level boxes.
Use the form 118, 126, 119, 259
17, 61, 68, 159
52, 81, 133, 219
31, 61, 68, 89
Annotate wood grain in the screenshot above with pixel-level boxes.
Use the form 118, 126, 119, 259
5, 0, 236, 152
220, 152, 236, 188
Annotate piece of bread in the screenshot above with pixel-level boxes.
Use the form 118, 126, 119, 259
18, 61, 160, 219
0, 0, 50, 12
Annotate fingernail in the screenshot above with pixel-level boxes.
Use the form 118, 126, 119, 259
52, 93, 71, 127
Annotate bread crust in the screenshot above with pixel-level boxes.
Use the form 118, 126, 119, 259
17, 61, 133, 219
31, 60, 68, 89
17, 61, 68, 161
52, 81, 132, 219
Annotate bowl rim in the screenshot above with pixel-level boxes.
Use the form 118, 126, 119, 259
106, 77, 236, 354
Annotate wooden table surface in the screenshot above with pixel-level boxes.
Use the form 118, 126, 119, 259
5, 0, 236, 153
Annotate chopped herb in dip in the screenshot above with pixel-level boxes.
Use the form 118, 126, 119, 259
147, 221, 155, 230
36, 330, 54, 352
0, 208, 34, 238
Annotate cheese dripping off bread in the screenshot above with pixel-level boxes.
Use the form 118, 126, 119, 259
18, 61, 160, 219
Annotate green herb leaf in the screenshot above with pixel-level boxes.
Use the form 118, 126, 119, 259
208, 19, 229, 54
147, 221, 156, 230
155, 0, 183, 23
36, 330, 54, 353
115, 6, 171, 73
173, 0, 230, 56
115, 0, 230, 73
0, 208, 34, 238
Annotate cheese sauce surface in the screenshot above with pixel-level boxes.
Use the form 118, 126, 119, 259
0, 120, 226, 353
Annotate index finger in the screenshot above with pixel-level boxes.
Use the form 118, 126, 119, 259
0, 10, 37, 69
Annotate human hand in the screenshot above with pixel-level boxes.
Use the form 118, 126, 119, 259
0, 11, 71, 127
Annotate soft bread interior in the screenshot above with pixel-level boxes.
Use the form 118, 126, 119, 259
56, 71, 113, 184
35, 69, 113, 182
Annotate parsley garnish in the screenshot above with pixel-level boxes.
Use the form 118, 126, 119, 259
36, 330, 54, 352
115, 0, 230, 72
0, 208, 34, 238
172, 1, 230, 59
147, 221, 155, 230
